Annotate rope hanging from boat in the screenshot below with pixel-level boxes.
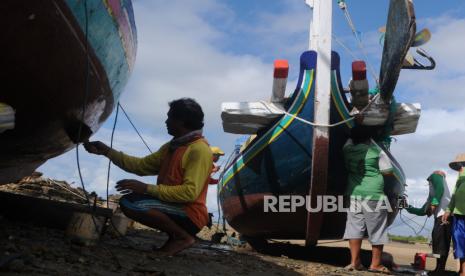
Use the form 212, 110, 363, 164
337, 0, 379, 86
398, 210, 430, 236
106, 103, 120, 208
105, 103, 152, 206
258, 94, 381, 128
283, 110, 354, 128
73, 1, 122, 268
332, 34, 359, 61
75, 0, 93, 208
118, 103, 153, 154
215, 149, 238, 233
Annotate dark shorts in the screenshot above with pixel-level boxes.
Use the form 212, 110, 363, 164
119, 194, 200, 236
432, 216, 452, 257
452, 215, 465, 260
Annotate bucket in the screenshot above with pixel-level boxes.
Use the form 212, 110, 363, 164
110, 211, 131, 236
66, 212, 105, 246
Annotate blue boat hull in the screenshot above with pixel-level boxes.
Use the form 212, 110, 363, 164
0, 0, 137, 183
219, 51, 405, 240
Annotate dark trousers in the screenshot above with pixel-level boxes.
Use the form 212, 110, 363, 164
432, 215, 452, 257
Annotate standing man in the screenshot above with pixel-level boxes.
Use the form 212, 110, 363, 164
209, 146, 224, 185
443, 154, 465, 276
343, 126, 393, 273
406, 170, 451, 273
84, 98, 212, 256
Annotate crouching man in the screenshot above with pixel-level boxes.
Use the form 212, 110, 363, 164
84, 98, 212, 256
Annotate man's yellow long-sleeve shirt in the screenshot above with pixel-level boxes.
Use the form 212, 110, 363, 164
107, 141, 212, 203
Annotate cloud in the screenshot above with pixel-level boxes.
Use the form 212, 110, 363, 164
390, 119, 464, 184
122, 0, 275, 129
396, 16, 465, 109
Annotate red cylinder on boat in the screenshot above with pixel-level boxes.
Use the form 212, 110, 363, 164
271, 60, 289, 103
413, 253, 427, 270
352, 60, 366, 80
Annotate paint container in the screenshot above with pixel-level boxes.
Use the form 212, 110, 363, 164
66, 212, 105, 246
110, 211, 131, 236
413, 253, 427, 270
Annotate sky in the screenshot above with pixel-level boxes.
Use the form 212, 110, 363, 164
40, 0, 465, 237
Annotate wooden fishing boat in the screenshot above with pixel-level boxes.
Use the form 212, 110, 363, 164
0, 0, 137, 183
219, 0, 433, 245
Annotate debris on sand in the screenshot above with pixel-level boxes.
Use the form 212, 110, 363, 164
0, 175, 412, 275
0, 172, 98, 205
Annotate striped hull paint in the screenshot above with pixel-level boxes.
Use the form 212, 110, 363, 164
219, 51, 406, 240
0, 0, 137, 183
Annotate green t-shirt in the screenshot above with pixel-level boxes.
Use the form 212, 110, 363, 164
343, 139, 393, 200
406, 172, 445, 216
447, 170, 465, 215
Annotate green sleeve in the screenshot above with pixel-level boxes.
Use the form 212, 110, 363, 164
446, 184, 457, 213
405, 202, 428, 216
430, 174, 444, 206
107, 144, 168, 176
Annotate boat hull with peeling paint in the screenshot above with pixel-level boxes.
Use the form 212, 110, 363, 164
0, 0, 137, 183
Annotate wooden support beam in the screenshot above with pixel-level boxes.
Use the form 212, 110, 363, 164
0, 191, 112, 229
305, 0, 332, 246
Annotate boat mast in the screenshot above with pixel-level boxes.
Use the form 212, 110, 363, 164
305, 0, 332, 246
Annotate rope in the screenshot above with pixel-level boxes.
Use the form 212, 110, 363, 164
256, 101, 350, 127
215, 150, 236, 233
338, 0, 379, 86
75, 0, 92, 208
106, 104, 120, 208
98, 103, 152, 251
398, 210, 430, 236
332, 34, 359, 61
401, 212, 431, 232
118, 103, 152, 154
73, 1, 122, 268
283, 110, 353, 127
257, 94, 380, 129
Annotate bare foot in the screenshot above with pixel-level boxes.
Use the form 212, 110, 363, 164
156, 235, 195, 256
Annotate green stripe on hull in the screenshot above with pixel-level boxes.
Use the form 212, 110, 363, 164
220, 69, 315, 189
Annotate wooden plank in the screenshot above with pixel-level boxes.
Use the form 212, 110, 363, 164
305, 0, 332, 246
0, 191, 112, 229
379, 0, 416, 103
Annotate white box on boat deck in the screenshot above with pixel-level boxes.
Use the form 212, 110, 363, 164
391, 103, 421, 135
221, 101, 285, 134
361, 102, 421, 135
222, 122, 269, 135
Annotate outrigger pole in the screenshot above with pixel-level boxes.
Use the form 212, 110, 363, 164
305, 0, 332, 246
